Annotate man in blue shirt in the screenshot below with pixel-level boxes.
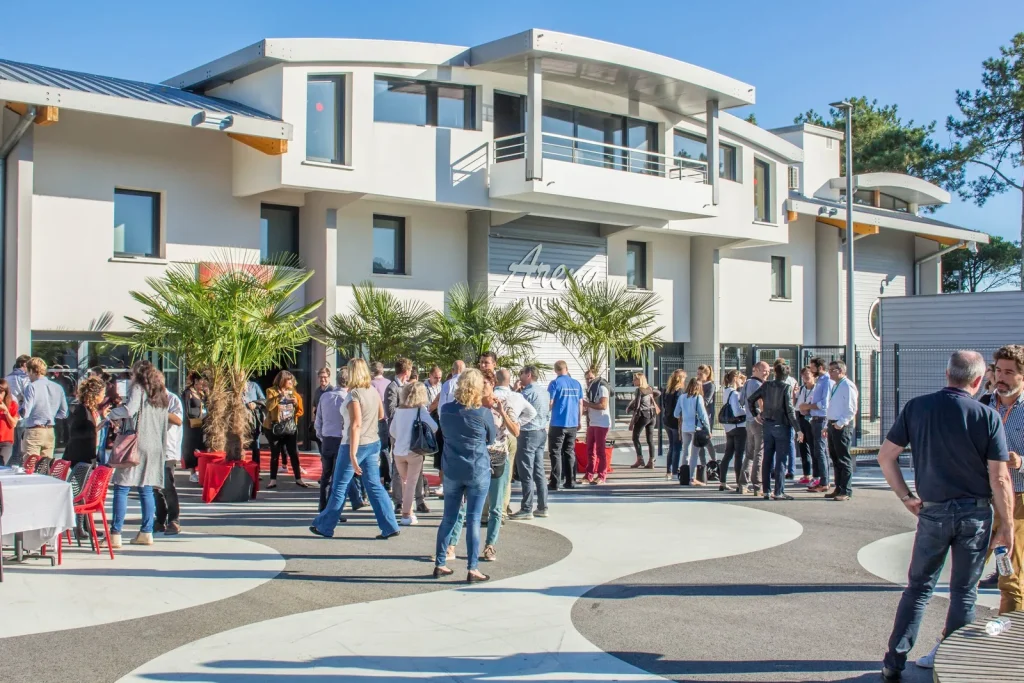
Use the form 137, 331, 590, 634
19, 357, 69, 458
510, 365, 550, 519
879, 350, 1014, 681
547, 360, 583, 491
798, 357, 833, 492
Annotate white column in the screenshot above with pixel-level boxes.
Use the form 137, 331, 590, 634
3, 128, 33, 369
705, 100, 720, 205
526, 57, 543, 181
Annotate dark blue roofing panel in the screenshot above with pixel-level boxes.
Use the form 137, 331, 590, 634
0, 58, 280, 121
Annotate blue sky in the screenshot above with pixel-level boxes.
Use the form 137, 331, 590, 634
3, 0, 1021, 240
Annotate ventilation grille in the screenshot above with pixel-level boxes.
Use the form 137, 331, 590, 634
788, 166, 801, 190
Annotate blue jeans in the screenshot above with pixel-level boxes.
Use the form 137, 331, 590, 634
111, 484, 155, 533
786, 432, 796, 476
761, 421, 791, 496
435, 474, 489, 571
516, 429, 548, 512
311, 441, 398, 538
811, 417, 829, 485
665, 427, 682, 475
318, 436, 364, 512
883, 499, 993, 673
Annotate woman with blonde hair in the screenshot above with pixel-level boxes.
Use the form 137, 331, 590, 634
311, 358, 400, 540
626, 372, 660, 469
263, 370, 309, 489
661, 369, 686, 479
433, 368, 495, 582
389, 380, 438, 526
673, 376, 710, 486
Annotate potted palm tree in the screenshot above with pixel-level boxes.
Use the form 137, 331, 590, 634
317, 282, 432, 366
534, 274, 664, 376
110, 253, 322, 462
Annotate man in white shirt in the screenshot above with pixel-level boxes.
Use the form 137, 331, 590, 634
824, 360, 859, 501
582, 369, 612, 484
424, 365, 443, 405
433, 360, 465, 412
493, 368, 538, 518
155, 389, 184, 535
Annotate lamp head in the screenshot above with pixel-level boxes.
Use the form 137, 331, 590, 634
967, 241, 978, 254
830, 100, 853, 110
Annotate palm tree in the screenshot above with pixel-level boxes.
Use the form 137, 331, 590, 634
317, 282, 432, 365
109, 253, 322, 461
421, 283, 540, 369
535, 274, 664, 375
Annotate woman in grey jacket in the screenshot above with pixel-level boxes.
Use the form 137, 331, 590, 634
107, 364, 170, 547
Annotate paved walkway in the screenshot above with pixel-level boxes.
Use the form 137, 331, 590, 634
0, 449, 1001, 683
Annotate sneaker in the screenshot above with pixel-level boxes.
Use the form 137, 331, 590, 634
534, 508, 550, 518
400, 515, 418, 526
597, 476, 607, 485
189, 471, 199, 484
980, 571, 1000, 589
416, 501, 431, 514
130, 532, 154, 546
435, 485, 444, 498
833, 494, 851, 502
109, 533, 122, 549
508, 509, 534, 521
915, 639, 940, 669
808, 478, 820, 487
165, 521, 181, 535
798, 476, 812, 484
482, 545, 497, 562
881, 665, 902, 682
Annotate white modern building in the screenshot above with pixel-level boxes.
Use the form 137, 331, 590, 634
1, 29, 986, 427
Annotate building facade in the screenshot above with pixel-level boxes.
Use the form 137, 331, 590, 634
1, 30, 986, 431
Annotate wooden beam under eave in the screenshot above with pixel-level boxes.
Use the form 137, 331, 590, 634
917, 233, 963, 248
786, 210, 799, 222
816, 217, 879, 235
227, 133, 287, 156
4, 102, 59, 125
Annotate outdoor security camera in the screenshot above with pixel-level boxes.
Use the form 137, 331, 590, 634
967, 241, 978, 254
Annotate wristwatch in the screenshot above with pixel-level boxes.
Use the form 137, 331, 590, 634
900, 493, 915, 502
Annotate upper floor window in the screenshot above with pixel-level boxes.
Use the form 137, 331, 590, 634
542, 102, 658, 173
307, 76, 345, 164
373, 77, 475, 130
720, 143, 738, 181
672, 130, 738, 181
260, 204, 299, 263
753, 158, 772, 222
841, 189, 911, 213
625, 241, 648, 289
113, 189, 160, 258
373, 215, 407, 275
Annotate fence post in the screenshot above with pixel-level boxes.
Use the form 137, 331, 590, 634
893, 343, 901, 419
854, 350, 863, 445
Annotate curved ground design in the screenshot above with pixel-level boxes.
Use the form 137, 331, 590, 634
0, 532, 285, 638
116, 499, 802, 682
858, 531, 1000, 610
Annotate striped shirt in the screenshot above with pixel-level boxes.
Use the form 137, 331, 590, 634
994, 393, 1024, 493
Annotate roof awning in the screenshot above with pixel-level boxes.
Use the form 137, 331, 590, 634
787, 196, 988, 245
468, 30, 755, 116
0, 59, 291, 154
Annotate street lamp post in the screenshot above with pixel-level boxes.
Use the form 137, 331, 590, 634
830, 100, 855, 384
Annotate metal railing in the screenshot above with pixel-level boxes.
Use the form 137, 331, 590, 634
493, 132, 708, 183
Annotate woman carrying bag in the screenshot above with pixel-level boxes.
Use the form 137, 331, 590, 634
673, 377, 711, 486
389, 381, 438, 526
626, 373, 661, 469
263, 371, 310, 489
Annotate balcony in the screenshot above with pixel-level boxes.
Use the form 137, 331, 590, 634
489, 133, 717, 221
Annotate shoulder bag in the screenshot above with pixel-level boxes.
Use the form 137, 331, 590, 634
692, 397, 712, 449
271, 400, 297, 436
409, 407, 438, 456
109, 413, 140, 469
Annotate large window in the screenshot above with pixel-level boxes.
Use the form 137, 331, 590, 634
770, 256, 787, 299
672, 130, 738, 180
542, 102, 657, 172
260, 204, 299, 263
306, 76, 344, 163
373, 77, 475, 130
626, 241, 648, 289
373, 215, 407, 275
754, 158, 772, 222
113, 189, 160, 257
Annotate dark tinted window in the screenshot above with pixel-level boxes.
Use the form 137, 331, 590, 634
373, 215, 406, 275
113, 189, 159, 257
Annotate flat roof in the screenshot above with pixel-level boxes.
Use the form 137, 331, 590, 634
770, 122, 845, 141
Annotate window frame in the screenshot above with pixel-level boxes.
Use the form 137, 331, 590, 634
373, 76, 476, 130
372, 214, 408, 276
260, 204, 300, 263
770, 255, 788, 300
306, 75, 346, 164
113, 188, 161, 258
672, 129, 738, 181
625, 241, 648, 290
753, 157, 772, 223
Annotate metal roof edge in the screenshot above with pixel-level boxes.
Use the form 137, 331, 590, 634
162, 40, 277, 91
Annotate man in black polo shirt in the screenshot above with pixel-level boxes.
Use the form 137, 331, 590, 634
878, 350, 1014, 681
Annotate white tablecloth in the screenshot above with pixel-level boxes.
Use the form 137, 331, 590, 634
0, 472, 75, 551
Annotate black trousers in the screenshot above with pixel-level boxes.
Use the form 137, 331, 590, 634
154, 463, 180, 525
719, 427, 746, 483
827, 421, 855, 495
250, 425, 262, 467
377, 420, 392, 487
631, 415, 655, 462
548, 426, 578, 488
268, 432, 300, 480
797, 415, 815, 478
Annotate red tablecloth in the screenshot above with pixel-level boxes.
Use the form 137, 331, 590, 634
200, 458, 260, 503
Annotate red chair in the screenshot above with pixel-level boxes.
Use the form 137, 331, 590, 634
22, 455, 40, 474
49, 460, 71, 481
58, 465, 115, 562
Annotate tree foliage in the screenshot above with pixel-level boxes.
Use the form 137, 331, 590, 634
534, 275, 664, 375
109, 253, 321, 460
795, 96, 964, 195
317, 282, 431, 365
942, 236, 1022, 292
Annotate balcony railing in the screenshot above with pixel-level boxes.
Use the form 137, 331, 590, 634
493, 132, 708, 183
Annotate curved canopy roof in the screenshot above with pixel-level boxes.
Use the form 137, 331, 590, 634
828, 172, 950, 207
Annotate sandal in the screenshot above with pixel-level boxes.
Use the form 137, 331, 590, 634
296, 480, 311, 488
267, 481, 277, 489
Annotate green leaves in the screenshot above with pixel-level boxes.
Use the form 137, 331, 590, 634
534, 274, 664, 375
942, 236, 1021, 292
317, 282, 431, 365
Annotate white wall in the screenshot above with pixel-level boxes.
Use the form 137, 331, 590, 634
718, 218, 817, 345
607, 230, 691, 343
333, 199, 468, 314
775, 127, 841, 198
30, 111, 261, 332
850, 229, 914, 348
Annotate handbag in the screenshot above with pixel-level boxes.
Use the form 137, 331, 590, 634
692, 398, 712, 449
409, 407, 438, 456
109, 415, 140, 469
489, 447, 506, 479
271, 400, 297, 436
